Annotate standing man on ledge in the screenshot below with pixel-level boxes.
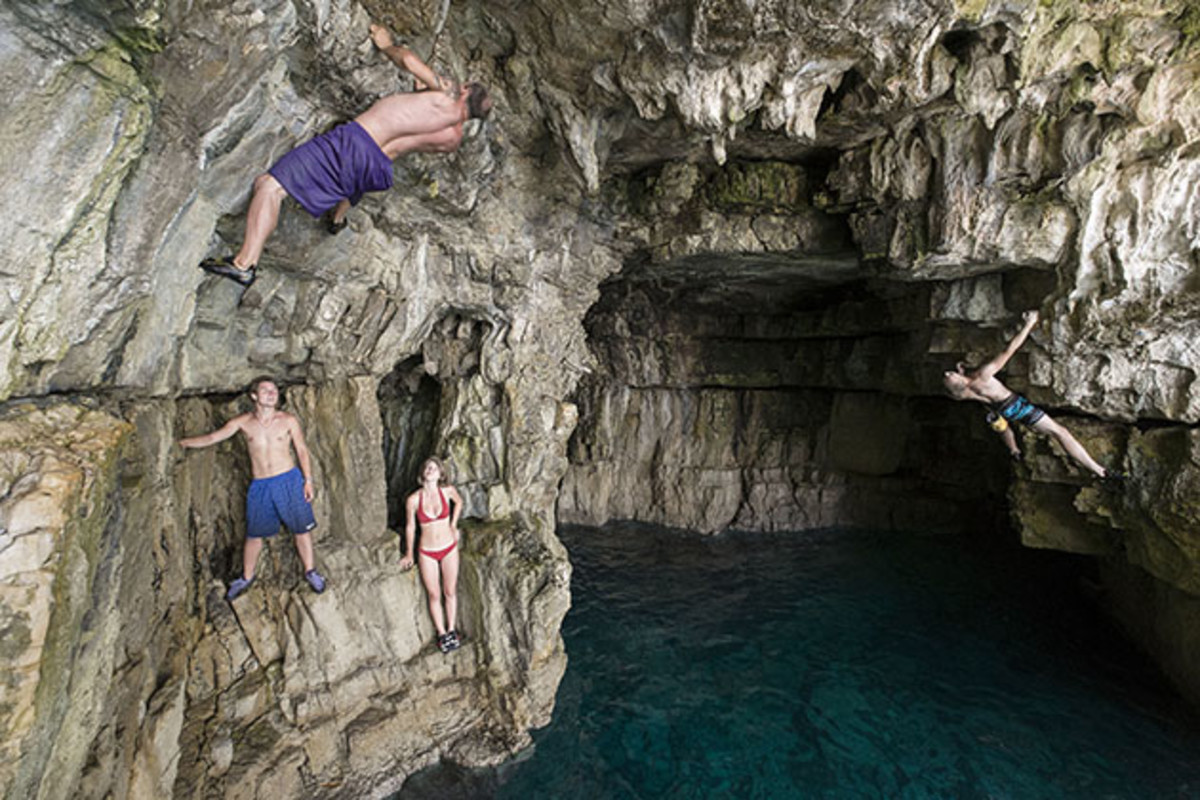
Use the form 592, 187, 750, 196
199, 23, 493, 287
942, 309, 1124, 481
179, 376, 327, 600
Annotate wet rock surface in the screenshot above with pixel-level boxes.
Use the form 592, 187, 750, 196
3, 0, 1200, 795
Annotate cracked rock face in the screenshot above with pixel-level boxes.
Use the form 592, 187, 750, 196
4, 0, 1200, 796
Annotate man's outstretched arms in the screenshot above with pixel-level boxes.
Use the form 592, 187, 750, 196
370, 24, 448, 91
179, 417, 243, 449
977, 310, 1039, 381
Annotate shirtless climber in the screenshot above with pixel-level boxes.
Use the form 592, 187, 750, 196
199, 23, 492, 287
179, 376, 327, 600
942, 309, 1123, 481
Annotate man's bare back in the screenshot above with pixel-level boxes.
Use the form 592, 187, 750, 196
355, 92, 465, 151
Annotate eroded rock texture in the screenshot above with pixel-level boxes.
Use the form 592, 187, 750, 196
3, 0, 1200, 796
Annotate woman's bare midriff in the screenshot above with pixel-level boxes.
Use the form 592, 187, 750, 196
419, 517, 455, 551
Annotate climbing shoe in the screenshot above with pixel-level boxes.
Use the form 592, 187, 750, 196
226, 575, 254, 601
326, 215, 348, 235
305, 569, 327, 594
444, 630, 461, 651
437, 633, 455, 653
199, 255, 256, 287
1101, 469, 1127, 486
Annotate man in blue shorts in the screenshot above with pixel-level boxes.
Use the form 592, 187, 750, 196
199, 22, 492, 287
943, 309, 1123, 481
179, 376, 327, 600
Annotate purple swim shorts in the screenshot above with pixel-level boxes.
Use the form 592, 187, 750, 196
268, 120, 394, 217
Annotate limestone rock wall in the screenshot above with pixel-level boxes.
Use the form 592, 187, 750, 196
5, 0, 1200, 794
536, 0, 1200, 704
0, 384, 570, 800
0, 404, 132, 800
560, 283, 1014, 535
1, 0, 592, 796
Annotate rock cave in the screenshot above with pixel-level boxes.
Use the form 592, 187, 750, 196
3, 0, 1200, 796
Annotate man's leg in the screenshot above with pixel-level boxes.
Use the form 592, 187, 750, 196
326, 198, 351, 235
225, 536, 263, 600
1032, 415, 1107, 477
330, 199, 350, 225
294, 532, 316, 572
417, 553, 447, 636
234, 174, 289, 268
242, 536, 264, 580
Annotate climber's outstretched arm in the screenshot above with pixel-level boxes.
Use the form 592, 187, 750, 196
370, 23, 449, 91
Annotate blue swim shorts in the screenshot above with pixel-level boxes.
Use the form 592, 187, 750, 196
995, 393, 1046, 428
245, 467, 317, 539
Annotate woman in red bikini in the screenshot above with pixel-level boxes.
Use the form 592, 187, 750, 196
401, 457, 464, 653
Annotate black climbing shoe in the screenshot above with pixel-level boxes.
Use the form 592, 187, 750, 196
437, 633, 453, 653
199, 255, 256, 287
326, 215, 348, 235
1101, 469, 1127, 486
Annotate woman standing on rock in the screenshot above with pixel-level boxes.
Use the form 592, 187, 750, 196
402, 457, 464, 653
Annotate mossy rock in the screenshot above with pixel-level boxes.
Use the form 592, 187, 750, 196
703, 162, 810, 213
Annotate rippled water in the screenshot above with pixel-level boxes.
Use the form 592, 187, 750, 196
400, 523, 1200, 799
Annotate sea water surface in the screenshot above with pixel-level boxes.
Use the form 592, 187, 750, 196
401, 523, 1200, 799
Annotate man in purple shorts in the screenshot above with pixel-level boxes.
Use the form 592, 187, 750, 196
943, 309, 1124, 482
179, 376, 327, 600
199, 23, 492, 287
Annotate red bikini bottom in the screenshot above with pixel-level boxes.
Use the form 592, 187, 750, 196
419, 541, 457, 562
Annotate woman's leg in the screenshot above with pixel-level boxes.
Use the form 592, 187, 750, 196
440, 547, 460, 634
417, 552, 447, 636
1031, 414, 1107, 477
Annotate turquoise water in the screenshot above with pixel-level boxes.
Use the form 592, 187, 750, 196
401, 523, 1200, 798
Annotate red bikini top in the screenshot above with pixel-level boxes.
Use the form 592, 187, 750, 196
417, 486, 450, 525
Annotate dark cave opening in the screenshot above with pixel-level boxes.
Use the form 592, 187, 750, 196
377, 357, 443, 531
563, 260, 1016, 536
